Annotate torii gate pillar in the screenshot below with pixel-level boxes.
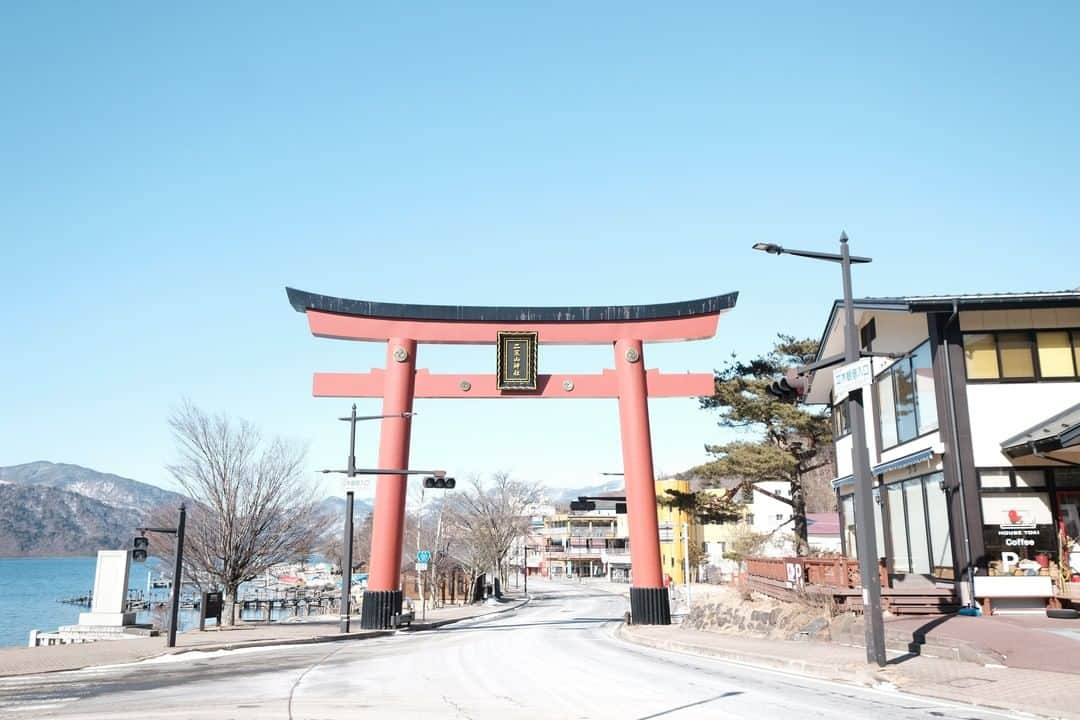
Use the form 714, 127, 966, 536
286, 287, 738, 628
361, 338, 417, 630
614, 338, 669, 624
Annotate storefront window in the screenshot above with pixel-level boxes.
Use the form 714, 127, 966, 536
884, 472, 949, 576
840, 490, 886, 561
887, 484, 909, 572
981, 491, 1057, 576
1060, 491, 1080, 579
925, 475, 953, 578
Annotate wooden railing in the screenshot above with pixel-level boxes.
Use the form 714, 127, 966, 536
745, 556, 887, 589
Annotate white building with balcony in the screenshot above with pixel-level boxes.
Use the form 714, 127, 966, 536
806, 290, 1080, 608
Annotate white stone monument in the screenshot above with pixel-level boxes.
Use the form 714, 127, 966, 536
78, 550, 136, 626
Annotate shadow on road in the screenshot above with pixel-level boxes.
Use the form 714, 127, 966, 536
433, 617, 622, 634
636, 691, 744, 719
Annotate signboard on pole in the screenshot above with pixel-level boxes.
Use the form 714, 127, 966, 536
416, 550, 431, 563
415, 562, 429, 572
832, 358, 873, 400
343, 477, 368, 492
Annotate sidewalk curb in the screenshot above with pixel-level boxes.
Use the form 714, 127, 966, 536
615, 624, 879, 686
2, 596, 532, 678
616, 624, 1080, 720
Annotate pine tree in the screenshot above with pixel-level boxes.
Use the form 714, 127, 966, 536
695, 335, 832, 556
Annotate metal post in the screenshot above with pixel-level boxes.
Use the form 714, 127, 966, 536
341, 405, 358, 634
523, 543, 528, 594
417, 484, 425, 621
840, 233, 887, 667
167, 503, 186, 649
341, 491, 355, 632
682, 523, 691, 609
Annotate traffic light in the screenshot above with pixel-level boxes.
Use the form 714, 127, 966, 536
766, 368, 809, 404
132, 536, 149, 562
423, 476, 456, 489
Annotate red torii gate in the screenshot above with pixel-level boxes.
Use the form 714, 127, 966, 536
286, 287, 738, 627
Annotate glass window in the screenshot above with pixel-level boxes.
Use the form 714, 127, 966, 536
1037, 331, 1076, 377
894, 358, 918, 444
874, 489, 886, 559
980, 492, 1057, 573
998, 332, 1035, 378
911, 342, 938, 434
979, 469, 1012, 488
1014, 469, 1047, 488
877, 375, 898, 449
964, 333, 1000, 379
1074, 332, 1080, 378
905, 479, 931, 574
923, 474, 953, 578
1056, 468, 1080, 489
841, 494, 856, 560
833, 398, 851, 437
887, 484, 910, 573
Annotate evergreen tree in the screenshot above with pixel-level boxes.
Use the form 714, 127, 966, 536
695, 335, 832, 556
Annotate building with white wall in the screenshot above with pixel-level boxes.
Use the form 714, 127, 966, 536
806, 290, 1080, 602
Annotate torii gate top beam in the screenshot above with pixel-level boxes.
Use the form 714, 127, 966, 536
286, 287, 738, 345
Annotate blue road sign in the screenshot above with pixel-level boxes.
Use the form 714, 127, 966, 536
417, 550, 431, 563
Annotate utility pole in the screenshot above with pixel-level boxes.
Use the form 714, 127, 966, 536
341, 404, 358, 633
168, 504, 186, 649
752, 233, 887, 667
320, 405, 419, 634
840, 234, 887, 666
417, 483, 426, 622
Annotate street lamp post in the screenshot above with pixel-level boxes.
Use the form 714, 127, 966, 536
752, 232, 887, 667
322, 405, 417, 633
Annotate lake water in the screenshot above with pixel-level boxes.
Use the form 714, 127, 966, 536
0, 557, 157, 647
0, 556, 338, 648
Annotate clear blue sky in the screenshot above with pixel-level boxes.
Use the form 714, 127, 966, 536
2, 3, 1077, 500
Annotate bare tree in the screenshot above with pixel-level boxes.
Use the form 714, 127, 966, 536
443, 471, 542, 593
156, 402, 327, 625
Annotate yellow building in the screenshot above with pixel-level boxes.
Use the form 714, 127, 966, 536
655, 477, 702, 584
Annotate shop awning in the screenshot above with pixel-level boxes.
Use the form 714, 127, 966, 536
831, 447, 936, 489
1001, 403, 1080, 459
872, 447, 935, 475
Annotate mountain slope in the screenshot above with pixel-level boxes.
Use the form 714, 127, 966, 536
0, 461, 184, 513
0, 484, 135, 557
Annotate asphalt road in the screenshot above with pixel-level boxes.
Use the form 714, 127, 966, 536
0, 580, 1024, 720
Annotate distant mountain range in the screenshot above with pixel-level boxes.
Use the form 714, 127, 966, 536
0, 462, 381, 558
318, 496, 374, 523
0, 462, 187, 557
0, 460, 615, 557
